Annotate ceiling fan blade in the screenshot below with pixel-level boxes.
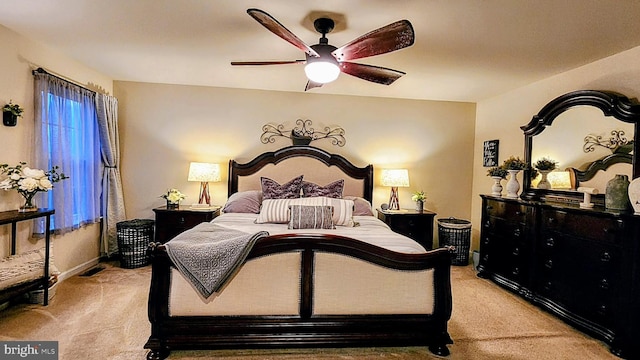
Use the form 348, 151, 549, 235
340, 62, 405, 85
231, 60, 305, 66
304, 80, 323, 91
332, 20, 415, 62
247, 8, 320, 58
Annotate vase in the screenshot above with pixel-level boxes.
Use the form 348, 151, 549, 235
3, 112, 17, 127
166, 200, 179, 209
18, 192, 38, 212
537, 170, 551, 189
491, 176, 504, 196
606, 174, 630, 211
628, 177, 640, 213
415, 200, 424, 211
505, 170, 521, 198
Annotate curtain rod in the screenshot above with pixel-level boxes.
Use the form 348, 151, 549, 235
32, 67, 97, 94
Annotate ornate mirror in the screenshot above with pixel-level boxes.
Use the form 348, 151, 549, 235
521, 90, 640, 203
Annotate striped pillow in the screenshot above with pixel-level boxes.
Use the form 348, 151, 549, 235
256, 197, 355, 226
288, 205, 335, 230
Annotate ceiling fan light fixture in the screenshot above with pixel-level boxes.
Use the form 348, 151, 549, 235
304, 60, 340, 84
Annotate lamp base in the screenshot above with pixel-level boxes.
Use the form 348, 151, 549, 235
198, 182, 211, 205
388, 187, 400, 210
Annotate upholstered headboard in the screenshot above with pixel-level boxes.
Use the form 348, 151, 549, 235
228, 146, 373, 202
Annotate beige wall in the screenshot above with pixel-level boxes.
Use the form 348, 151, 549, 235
471, 45, 640, 249
0, 25, 113, 277
114, 81, 477, 243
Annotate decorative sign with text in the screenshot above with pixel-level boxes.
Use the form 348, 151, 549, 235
483, 140, 499, 167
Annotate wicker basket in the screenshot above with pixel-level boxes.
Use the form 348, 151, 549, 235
117, 219, 155, 269
438, 217, 471, 266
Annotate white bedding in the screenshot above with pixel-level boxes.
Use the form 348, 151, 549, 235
210, 213, 427, 254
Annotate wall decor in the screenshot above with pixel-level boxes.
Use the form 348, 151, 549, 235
483, 140, 499, 167
261, 119, 346, 147
2, 101, 24, 127
583, 129, 630, 153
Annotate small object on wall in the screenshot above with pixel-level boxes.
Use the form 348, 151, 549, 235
628, 177, 640, 213
605, 174, 630, 211
2, 100, 24, 127
483, 140, 499, 167
261, 119, 346, 147
577, 187, 598, 208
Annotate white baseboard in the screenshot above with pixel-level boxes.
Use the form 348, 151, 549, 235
57, 257, 101, 282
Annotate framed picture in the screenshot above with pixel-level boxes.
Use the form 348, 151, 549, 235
483, 140, 499, 167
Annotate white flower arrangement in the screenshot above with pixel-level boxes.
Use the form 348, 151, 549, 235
161, 188, 186, 203
0, 162, 67, 196
411, 190, 427, 202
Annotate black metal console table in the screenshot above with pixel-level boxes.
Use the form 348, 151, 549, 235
0, 208, 54, 305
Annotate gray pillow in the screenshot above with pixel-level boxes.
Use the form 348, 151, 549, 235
288, 205, 335, 229
222, 190, 263, 213
301, 179, 344, 198
261, 175, 304, 199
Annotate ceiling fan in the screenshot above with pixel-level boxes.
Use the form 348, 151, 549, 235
231, 8, 415, 91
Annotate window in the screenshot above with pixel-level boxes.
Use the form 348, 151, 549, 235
34, 73, 101, 233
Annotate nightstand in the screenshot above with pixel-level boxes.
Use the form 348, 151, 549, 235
376, 209, 436, 250
153, 206, 221, 243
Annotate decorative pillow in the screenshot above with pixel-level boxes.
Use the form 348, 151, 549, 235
261, 175, 304, 199
288, 205, 335, 230
256, 197, 355, 226
301, 179, 344, 198
344, 196, 374, 216
222, 190, 263, 214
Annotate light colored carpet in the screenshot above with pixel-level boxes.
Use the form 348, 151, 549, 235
0, 262, 618, 360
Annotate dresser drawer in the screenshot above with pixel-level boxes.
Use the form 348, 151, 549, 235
540, 209, 623, 244
485, 200, 529, 223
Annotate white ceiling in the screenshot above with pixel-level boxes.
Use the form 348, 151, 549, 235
2, 0, 640, 102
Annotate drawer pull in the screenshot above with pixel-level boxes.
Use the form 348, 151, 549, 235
546, 238, 555, 247
179, 217, 186, 224
486, 205, 494, 210
600, 279, 610, 290
543, 281, 552, 291
515, 211, 524, 216
513, 228, 521, 237
601, 252, 611, 262
512, 267, 520, 276
512, 247, 520, 256
482, 237, 490, 245
547, 217, 556, 224
545, 259, 553, 269
484, 220, 491, 228
598, 305, 608, 316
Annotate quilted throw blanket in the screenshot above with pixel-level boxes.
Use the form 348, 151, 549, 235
164, 222, 268, 299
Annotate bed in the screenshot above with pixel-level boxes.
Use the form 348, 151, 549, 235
145, 146, 453, 360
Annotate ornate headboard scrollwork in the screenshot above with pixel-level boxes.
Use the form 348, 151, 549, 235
521, 90, 640, 202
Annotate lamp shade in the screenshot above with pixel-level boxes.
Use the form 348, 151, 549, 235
381, 169, 410, 187
187, 162, 221, 182
548, 171, 572, 189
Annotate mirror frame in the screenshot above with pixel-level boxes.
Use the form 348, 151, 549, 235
521, 90, 640, 202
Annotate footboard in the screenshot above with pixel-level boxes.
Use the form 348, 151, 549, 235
145, 234, 453, 360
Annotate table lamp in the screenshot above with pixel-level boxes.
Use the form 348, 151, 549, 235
381, 169, 410, 210
187, 162, 221, 206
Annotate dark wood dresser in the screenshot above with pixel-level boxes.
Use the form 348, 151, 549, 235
478, 195, 640, 358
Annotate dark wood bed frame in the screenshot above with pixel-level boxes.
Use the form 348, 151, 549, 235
145, 146, 453, 360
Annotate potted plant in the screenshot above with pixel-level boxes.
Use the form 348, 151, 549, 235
533, 157, 557, 189
0, 162, 68, 212
2, 101, 24, 127
487, 166, 508, 196
161, 188, 186, 209
411, 190, 427, 211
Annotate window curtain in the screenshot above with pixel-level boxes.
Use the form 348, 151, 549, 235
34, 73, 101, 233
95, 93, 126, 256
